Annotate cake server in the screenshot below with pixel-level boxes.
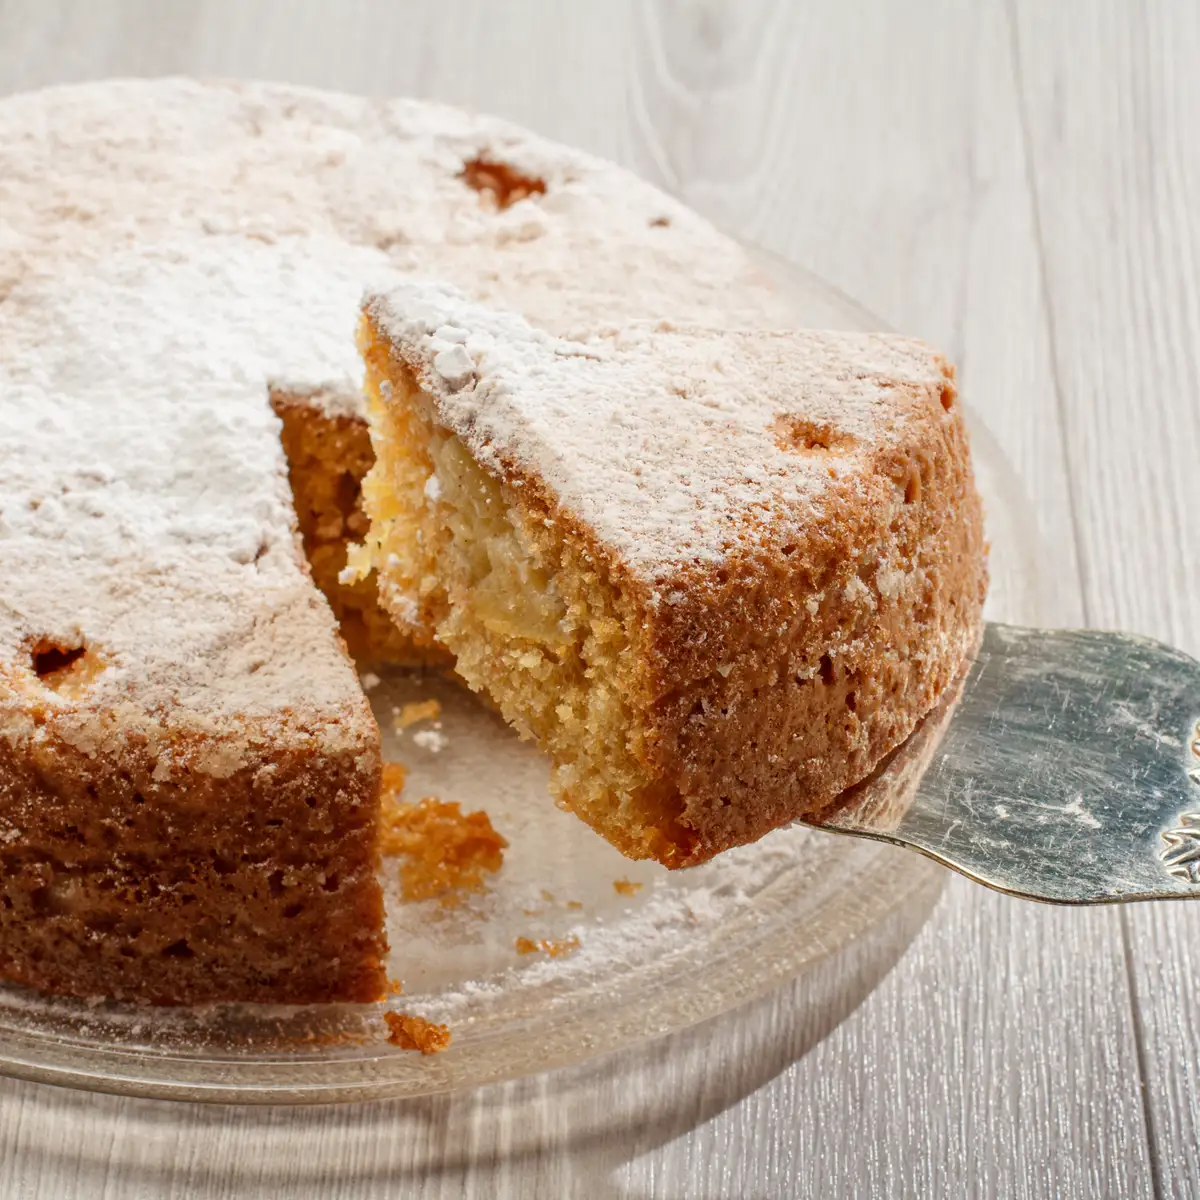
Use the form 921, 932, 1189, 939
800, 622, 1200, 903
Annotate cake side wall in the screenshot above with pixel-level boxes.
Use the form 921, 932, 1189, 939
637, 397, 988, 866
0, 704, 386, 1004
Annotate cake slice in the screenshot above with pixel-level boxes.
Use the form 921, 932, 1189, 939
356, 282, 987, 867
0, 236, 403, 1004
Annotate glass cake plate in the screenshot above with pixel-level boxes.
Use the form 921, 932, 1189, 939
0, 250, 1044, 1103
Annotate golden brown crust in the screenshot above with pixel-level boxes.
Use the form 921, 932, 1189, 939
512, 430, 983, 868
0, 697, 386, 1004
637, 389, 986, 865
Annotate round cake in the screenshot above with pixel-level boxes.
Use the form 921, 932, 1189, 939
0, 79, 985, 1004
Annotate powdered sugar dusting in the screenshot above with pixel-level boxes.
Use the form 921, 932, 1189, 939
0, 76, 795, 740
0, 78, 795, 427
0, 235, 401, 729
367, 280, 955, 579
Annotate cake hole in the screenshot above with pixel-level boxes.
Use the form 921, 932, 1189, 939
336, 471, 361, 519
268, 869, 285, 898
846, 691, 858, 713
321, 873, 340, 893
32, 642, 85, 678
904, 466, 921, 505
459, 155, 547, 210
939, 380, 956, 411
819, 654, 836, 686
29, 637, 105, 696
162, 938, 194, 959
773, 416, 857, 455
283, 903, 304, 919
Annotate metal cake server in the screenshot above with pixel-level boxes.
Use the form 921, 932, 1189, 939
800, 623, 1200, 903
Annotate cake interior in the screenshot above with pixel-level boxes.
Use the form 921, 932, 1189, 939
271, 388, 448, 667
356, 323, 681, 863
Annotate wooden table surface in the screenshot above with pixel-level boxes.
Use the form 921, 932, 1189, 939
2, 1, 1199, 1195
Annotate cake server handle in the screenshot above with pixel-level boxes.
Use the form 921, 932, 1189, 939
800, 623, 1200, 903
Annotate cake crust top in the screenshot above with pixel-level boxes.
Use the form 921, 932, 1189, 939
365, 280, 958, 582
0, 77, 794, 423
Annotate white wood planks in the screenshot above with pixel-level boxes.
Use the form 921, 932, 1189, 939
0, 0, 1193, 1193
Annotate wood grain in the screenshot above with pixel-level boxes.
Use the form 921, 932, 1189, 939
0, 0, 1190, 1194
1007, 1, 1200, 1195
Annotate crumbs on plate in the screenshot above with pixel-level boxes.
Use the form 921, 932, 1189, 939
515, 934, 580, 959
379, 767, 507, 906
380, 760, 408, 799
384, 1011, 451, 1055
393, 698, 442, 731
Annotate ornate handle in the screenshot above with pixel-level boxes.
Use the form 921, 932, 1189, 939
1158, 723, 1200, 883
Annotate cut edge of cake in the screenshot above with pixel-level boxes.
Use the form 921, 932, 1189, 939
270, 384, 453, 668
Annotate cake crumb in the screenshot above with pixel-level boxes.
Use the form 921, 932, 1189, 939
384, 1011, 451, 1055
386, 978, 404, 996
613, 877, 643, 897
540, 888, 555, 903
380, 793, 507, 905
360, 671, 382, 692
515, 934, 581, 959
394, 699, 442, 730
566, 900, 583, 911
380, 761, 408, 800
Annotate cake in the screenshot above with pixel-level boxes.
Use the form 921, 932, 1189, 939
356, 282, 986, 867
0, 78, 798, 1003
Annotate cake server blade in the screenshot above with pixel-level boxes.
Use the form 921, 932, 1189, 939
800, 623, 1200, 903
